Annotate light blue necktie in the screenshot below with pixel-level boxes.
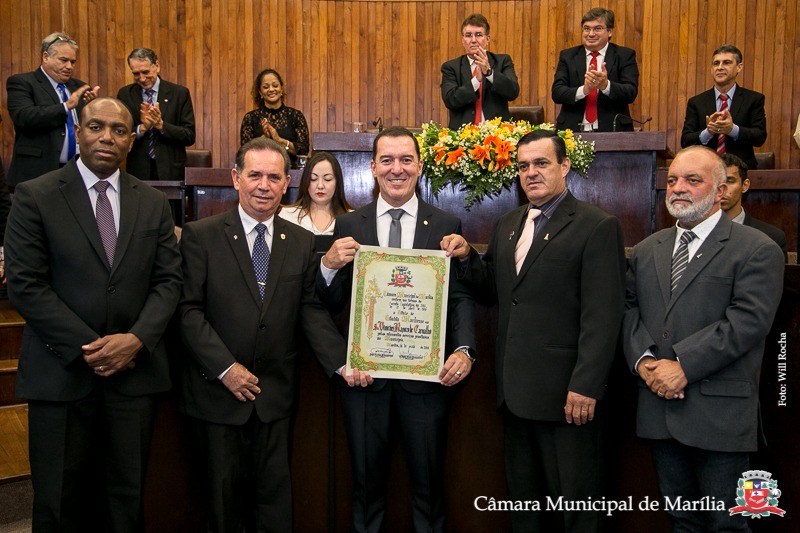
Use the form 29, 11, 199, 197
56, 84, 76, 159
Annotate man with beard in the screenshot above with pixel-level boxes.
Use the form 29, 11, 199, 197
623, 146, 784, 532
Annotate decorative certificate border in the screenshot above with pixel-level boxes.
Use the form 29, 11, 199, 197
346, 245, 450, 381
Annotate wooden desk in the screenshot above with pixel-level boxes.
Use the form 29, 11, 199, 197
314, 131, 668, 246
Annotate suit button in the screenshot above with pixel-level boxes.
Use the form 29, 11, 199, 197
107, 286, 116, 294
512, 299, 518, 306
259, 324, 266, 330
662, 331, 669, 339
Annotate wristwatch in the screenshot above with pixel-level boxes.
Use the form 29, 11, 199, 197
455, 346, 476, 363
484, 67, 493, 77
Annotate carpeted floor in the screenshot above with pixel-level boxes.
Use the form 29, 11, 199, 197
0, 479, 32, 532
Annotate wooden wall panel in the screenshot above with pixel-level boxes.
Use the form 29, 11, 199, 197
1, 0, 799, 171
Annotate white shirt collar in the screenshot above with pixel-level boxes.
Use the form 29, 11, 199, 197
238, 204, 274, 237
376, 194, 418, 219
676, 208, 723, 242
585, 42, 610, 58
77, 157, 121, 192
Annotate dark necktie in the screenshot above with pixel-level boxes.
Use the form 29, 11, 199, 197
585, 52, 599, 124
670, 230, 697, 293
94, 180, 116, 268
252, 223, 270, 300
56, 84, 76, 159
388, 209, 404, 248
716, 94, 729, 155
145, 89, 157, 159
472, 65, 483, 125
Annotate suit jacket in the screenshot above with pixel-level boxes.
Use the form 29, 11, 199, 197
461, 192, 626, 420
744, 212, 787, 261
680, 86, 767, 170
179, 209, 345, 425
551, 43, 639, 132
623, 215, 784, 452
5, 161, 182, 401
441, 52, 520, 129
116, 78, 196, 180
316, 197, 476, 394
6, 69, 88, 186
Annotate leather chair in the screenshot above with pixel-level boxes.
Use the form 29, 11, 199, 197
508, 105, 545, 125
186, 149, 212, 168
754, 152, 775, 170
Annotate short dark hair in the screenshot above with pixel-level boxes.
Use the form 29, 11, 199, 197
251, 68, 286, 108
712, 44, 743, 64
461, 13, 490, 34
235, 137, 290, 176
292, 151, 352, 219
720, 153, 748, 183
518, 129, 568, 163
581, 8, 615, 29
372, 126, 420, 161
127, 48, 158, 65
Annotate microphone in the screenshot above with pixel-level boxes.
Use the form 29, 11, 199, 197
613, 114, 652, 132
373, 116, 384, 132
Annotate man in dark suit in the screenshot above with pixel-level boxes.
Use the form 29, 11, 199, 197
116, 48, 195, 181
623, 146, 784, 532
179, 138, 358, 532
6, 32, 99, 186
681, 44, 767, 170
4, 97, 182, 531
443, 129, 625, 533
720, 153, 787, 260
441, 13, 519, 129
318, 127, 476, 532
442, 130, 625, 532
552, 7, 639, 132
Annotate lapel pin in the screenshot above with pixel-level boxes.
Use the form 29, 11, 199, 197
164, 99, 169, 103
280, 234, 286, 240
544, 233, 550, 241
509, 230, 515, 240
423, 220, 428, 226
696, 253, 703, 258
233, 235, 238, 240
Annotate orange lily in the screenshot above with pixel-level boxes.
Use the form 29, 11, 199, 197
468, 143, 491, 168
445, 146, 465, 166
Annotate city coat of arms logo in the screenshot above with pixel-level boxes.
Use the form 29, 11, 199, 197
388, 266, 413, 287
729, 470, 785, 518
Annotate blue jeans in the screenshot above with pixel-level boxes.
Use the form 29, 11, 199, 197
651, 439, 750, 532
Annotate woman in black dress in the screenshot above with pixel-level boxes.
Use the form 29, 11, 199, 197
240, 68, 309, 168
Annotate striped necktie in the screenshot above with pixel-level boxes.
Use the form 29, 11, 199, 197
670, 230, 697, 293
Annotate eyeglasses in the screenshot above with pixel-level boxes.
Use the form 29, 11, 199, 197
582, 26, 607, 34
462, 32, 485, 39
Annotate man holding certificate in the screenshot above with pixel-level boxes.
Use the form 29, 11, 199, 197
443, 129, 626, 533
318, 126, 476, 533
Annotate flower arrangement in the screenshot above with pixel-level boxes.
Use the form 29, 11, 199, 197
417, 118, 596, 206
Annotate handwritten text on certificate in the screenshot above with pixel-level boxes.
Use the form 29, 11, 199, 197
346, 246, 450, 381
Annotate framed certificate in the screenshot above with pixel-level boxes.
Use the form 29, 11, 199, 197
346, 245, 450, 382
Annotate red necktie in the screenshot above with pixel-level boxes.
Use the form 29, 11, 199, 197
716, 94, 728, 155
585, 52, 599, 125
473, 65, 483, 125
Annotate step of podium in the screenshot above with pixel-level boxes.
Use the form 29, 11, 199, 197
0, 404, 30, 483
0, 299, 24, 408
